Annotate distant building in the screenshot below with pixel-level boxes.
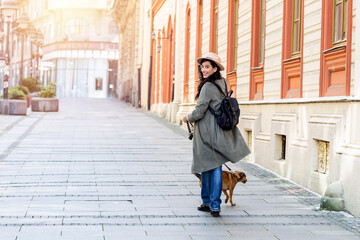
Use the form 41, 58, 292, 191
25, 0, 119, 98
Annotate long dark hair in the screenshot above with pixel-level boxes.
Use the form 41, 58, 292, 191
195, 60, 222, 100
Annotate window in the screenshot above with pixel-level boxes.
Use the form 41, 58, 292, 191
227, 0, 239, 72
320, 0, 352, 97
156, 33, 161, 103
292, 0, 302, 55
151, 38, 156, 105
194, 0, 203, 98
161, 29, 167, 103
259, 0, 265, 65
183, 4, 191, 103
95, 77, 102, 90
226, 0, 239, 94
333, 0, 347, 44
65, 19, 88, 35
232, 0, 239, 70
210, 0, 219, 53
281, 0, 303, 98
250, 0, 265, 100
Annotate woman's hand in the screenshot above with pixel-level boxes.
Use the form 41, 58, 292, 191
182, 115, 188, 123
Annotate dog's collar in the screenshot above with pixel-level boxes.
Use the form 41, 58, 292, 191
233, 172, 240, 181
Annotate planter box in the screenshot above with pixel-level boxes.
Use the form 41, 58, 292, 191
28, 92, 40, 106
31, 97, 59, 112
0, 99, 27, 115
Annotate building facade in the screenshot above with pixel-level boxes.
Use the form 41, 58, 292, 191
34, 0, 119, 98
109, 0, 152, 107
2, 0, 119, 98
112, 0, 360, 217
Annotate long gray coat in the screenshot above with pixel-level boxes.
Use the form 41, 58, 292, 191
187, 78, 250, 174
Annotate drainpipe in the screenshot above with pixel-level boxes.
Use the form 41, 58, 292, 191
147, 2, 154, 110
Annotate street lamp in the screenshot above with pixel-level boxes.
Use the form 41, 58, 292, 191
13, 12, 30, 86
151, 29, 171, 53
0, 0, 17, 65
29, 29, 43, 80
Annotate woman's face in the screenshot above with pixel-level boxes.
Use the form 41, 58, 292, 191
201, 61, 217, 79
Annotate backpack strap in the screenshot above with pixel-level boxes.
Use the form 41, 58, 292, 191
209, 79, 226, 97
208, 79, 227, 116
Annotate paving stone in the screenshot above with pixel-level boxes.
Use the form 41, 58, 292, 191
0, 99, 359, 239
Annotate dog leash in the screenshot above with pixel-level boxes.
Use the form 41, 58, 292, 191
224, 163, 241, 180
224, 163, 234, 174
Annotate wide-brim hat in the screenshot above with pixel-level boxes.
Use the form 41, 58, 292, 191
197, 52, 224, 71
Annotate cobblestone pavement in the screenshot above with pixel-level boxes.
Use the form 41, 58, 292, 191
0, 98, 359, 240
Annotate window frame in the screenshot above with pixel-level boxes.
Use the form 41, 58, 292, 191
332, 0, 347, 45
183, 4, 191, 103
210, 0, 219, 53
258, 0, 265, 66
291, 0, 302, 56
319, 0, 352, 97
195, 0, 203, 99
250, 0, 266, 100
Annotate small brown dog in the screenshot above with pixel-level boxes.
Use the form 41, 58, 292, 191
195, 171, 247, 206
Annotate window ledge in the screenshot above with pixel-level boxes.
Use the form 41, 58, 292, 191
323, 45, 346, 55
239, 96, 360, 105
251, 67, 263, 71
227, 71, 237, 76
283, 56, 300, 64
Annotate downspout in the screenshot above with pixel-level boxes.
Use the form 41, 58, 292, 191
147, 4, 154, 110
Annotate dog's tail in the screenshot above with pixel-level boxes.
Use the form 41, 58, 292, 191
194, 173, 201, 180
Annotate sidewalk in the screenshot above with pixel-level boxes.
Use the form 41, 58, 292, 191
0, 98, 359, 240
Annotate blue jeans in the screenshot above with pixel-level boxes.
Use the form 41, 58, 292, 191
201, 166, 222, 211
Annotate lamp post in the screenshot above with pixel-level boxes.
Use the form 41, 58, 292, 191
0, 0, 18, 115
32, 29, 43, 80
27, 23, 35, 78
13, 12, 30, 86
28, 27, 44, 79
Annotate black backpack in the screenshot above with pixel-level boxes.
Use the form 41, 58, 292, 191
208, 80, 240, 130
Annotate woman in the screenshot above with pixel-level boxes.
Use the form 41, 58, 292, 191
183, 52, 250, 217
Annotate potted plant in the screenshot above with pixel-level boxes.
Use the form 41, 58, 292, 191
31, 82, 59, 112
0, 87, 28, 115
22, 77, 42, 104
22, 77, 41, 93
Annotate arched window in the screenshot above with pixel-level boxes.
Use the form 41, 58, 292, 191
156, 32, 161, 104
151, 36, 156, 105
161, 27, 167, 103
195, 0, 203, 99
183, 4, 191, 103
